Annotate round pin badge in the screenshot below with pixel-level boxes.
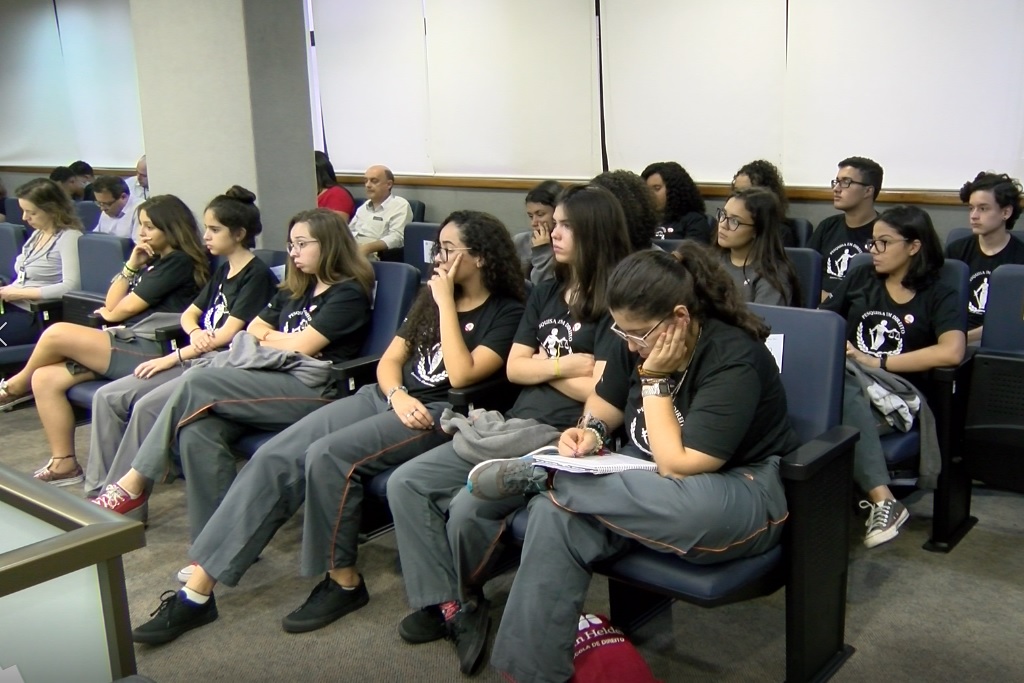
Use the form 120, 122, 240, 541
464, 322, 475, 332
904, 314, 915, 324
573, 323, 582, 331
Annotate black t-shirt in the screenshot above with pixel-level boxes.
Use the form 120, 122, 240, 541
819, 264, 962, 366
125, 250, 200, 325
809, 213, 878, 292
397, 295, 525, 404
944, 235, 1024, 329
656, 212, 712, 243
257, 280, 372, 363
597, 318, 800, 467
194, 258, 278, 332
506, 279, 620, 430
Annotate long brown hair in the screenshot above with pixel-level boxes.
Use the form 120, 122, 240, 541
136, 195, 209, 288
281, 208, 374, 299
14, 178, 83, 232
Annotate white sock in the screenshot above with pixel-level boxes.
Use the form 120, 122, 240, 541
180, 587, 210, 605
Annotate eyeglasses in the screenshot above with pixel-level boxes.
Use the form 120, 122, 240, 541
715, 208, 755, 231
610, 315, 670, 349
830, 178, 869, 190
286, 239, 319, 253
430, 244, 473, 262
95, 198, 122, 210
865, 238, 910, 253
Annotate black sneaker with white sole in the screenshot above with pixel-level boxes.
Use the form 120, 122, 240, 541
132, 590, 218, 645
282, 574, 369, 633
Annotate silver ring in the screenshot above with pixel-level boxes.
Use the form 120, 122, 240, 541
405, 411, 414, 418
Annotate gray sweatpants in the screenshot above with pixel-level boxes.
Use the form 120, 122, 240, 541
842, 378, 892, 493
83, 368, 185, 497
388, 442, 526, 609
129, 367, 335, 541
490, 457, 788, 683
188, 384, 452, 587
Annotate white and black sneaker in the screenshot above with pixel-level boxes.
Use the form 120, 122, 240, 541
860, 499, 909, 548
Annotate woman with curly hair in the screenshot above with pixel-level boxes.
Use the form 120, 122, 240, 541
387, 184, 632, 676
733, 159, 800, 247
131, 210, 526, 646
592, 169, 659, 251
642, 161, 711, 243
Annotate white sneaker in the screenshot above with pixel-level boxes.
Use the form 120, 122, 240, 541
860, 499, 910, 548
177, 562, 198, 584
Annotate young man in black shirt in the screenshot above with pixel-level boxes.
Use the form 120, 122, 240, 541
946, 171, 1024, 343
809, 156, 884, 300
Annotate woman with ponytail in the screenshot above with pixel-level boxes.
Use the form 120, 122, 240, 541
469, 243, 801, 683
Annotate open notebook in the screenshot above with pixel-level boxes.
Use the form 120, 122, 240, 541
529, 446, 657, 475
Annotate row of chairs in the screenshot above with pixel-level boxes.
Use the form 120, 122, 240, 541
3, 197, 101, 231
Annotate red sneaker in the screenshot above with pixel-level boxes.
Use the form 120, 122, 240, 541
91, 484, 148, 518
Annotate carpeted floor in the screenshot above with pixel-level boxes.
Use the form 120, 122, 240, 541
2, 404, 1023, 682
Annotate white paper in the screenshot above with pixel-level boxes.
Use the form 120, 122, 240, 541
0, 665, 26, 683
422, 240, 436, 265
765, 333, 784, 373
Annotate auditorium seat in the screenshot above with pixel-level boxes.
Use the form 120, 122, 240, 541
785, 247, 822, 309
509, 305, 857, 683
3, 197, 25, 226
787, 217, 814, 248
403, 222, 442, 282
0, 222, 26, 283
75, 201, 102, 231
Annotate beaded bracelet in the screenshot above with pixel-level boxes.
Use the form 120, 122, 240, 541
582, 427, 604, 454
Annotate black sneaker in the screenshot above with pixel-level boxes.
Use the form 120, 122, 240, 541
466, 457, 548, 501
281, 574, 369, 633
132, 590, 218, 645
399, 606, 447, 644
447, 599, 491, 675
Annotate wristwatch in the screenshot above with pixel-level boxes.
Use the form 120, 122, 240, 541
641, 379, 675, 398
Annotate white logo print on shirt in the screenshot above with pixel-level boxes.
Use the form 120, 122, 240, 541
826, 243, 863, 279
968, 270, 991, 315
630, 405, 685, 456
412, 343, 448, 386
282, 307, 313, 334
202, 288, 229, 331
538, 317, 573, 358
856, 311, 906, 356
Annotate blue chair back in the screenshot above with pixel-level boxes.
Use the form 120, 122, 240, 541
749, 304, 846, 443
78, 232, 133, 293
252, 249, 288, 269
407, 199, 426, 223
848, 254, 969, 332
403, 222, 441, 282
981, 264, 1024, 352
75, 201, 102, 231
785, 247, 822, 309
0, 222, 26, 283
363, 261, 420, 356
353, 196, 367, 213
787, 217, 813, 248
946, 227, 1024, 248
3, 197, 25, 226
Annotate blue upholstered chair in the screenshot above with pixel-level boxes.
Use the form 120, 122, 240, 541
60, 233, 134, 327
964, 264, 1024, 492
75, 201, 102, 231
407, 199, 426, 223
0, 222, 25, 284
3, 197, 25, 226
785, 247, 822, 309
787, 217, 814, 248
402, 222, 442, 283
505, 305, 857, 682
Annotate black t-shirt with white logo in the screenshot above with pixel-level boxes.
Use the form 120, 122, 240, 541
944, 234, 1024, 329
125, 250, 201, 325
809, 213, 878, 292
397, 295, 525, 404
193, 258, 278, 332
655, 211, 712, 243
506, 279, 619, 430
597, 318, 800, 467
257, 280, 372, 363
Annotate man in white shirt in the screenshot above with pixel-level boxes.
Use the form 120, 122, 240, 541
127, 155, 149, 202
92, 175, 139, 239
347, 165, 413, 259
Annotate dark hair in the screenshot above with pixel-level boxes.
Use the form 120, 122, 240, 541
556, 184, 632, 322
641, 161, 706, 223
959, 172, 1022, 230
69, 160, 94, 177
716, 189, 801, 306
402, 210, 526, 357
14, 178, 82, 231
383, 168, 395, 183
136, 195, 210, 288
733, 159, 789, 216
49, 166, 75, 183
525, 180, 562, 207
281, 208, 374, 299
591, 170, 659, 251
838, 156, 884, 201
314, 151, 338, 192
91, 175, 130, 199
875, 205, 944, 291
206, 186, 263, 248
608, 245, 770, 341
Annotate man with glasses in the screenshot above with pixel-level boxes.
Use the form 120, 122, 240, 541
91, 175, 139, 239
346, 164, 413, 260
809, 156, 884, 300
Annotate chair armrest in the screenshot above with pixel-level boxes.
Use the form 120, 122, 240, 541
780, 425, 859, 482
330, 354, 382, 396
86, 313, 107, 329
448, 375, 522, 415
928, 353, 974, 389
152, 324, 188, 350
28, 298, 64, 324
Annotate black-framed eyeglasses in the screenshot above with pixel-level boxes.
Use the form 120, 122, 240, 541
865, 238, 910, 253
830, 178, 869, 190
715, 208, 755, 231
95, 198, 122, 210
610, 315, 670, 349
430, 244, 473, 262
286, 239, 319, 253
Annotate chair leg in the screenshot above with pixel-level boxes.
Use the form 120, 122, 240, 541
925, 371, 977, 552
607, 579, 672, 634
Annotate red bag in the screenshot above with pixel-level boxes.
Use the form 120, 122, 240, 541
569, 613, 661, 683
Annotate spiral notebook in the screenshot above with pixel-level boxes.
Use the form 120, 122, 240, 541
529, 446, 657, 475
